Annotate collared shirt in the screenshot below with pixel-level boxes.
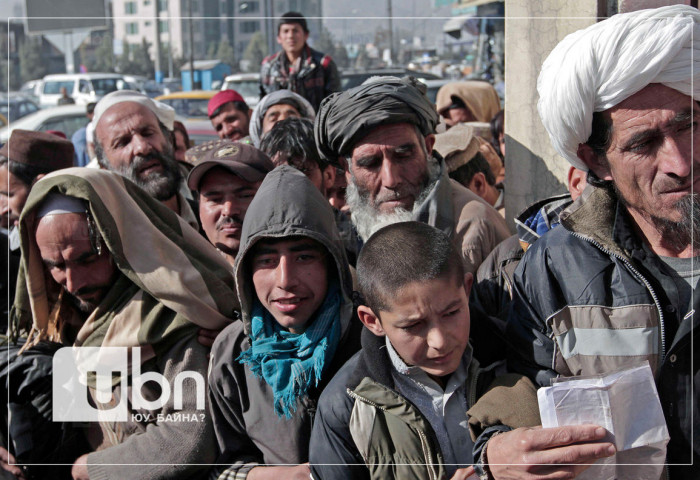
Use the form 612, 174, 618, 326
386, 337, 474, 477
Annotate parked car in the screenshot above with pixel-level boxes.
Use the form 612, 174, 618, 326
0, 94, 40, 122
179, 118, 218, 146
19, 79, 42, 102
160, 77, 182, 95
0, 104, 88, 142
340, 68, 441, 91
39, 73, 129, 108
156, 91, 217, 120
221, 73, 261, 108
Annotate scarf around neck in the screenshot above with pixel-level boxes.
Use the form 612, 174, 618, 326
237, 284, 341, 418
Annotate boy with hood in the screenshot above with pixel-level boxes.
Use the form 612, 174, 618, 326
208, 165, 361, 479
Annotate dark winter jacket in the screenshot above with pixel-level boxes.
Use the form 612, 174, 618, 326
309, 328, 541, 480
506, 183, 699, 479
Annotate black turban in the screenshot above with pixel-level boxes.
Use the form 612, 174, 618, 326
314, 76, 439, 164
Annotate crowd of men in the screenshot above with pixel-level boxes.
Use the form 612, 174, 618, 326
0, 5, 698, 480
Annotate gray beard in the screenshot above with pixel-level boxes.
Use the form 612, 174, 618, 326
650, 193, 700, 252
111, 144, 182, 201
348, 157, 442, 241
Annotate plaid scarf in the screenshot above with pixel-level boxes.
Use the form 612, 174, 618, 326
237, 284, 341, 418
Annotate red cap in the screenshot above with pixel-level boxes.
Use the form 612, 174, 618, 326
208, 90, 246, 117
45, 130, 67, 139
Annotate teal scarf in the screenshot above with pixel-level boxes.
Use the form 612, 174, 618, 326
237, 285, 341, 418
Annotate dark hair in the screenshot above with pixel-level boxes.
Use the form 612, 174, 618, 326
357, 221, 464, 315
585, 111, 613, 157
86, 102, 97, 115
1, 156, 53, 187
260, 117, 325, 170
209, 101, 249, 119
448, 151, 495, 187
278, 11, 308, 34
490, 110, 504, 153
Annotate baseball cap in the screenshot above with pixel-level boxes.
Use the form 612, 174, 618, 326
208, 90, 247, 118
187, 140, 274, 191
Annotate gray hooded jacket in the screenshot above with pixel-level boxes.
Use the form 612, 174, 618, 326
208, 165, 360, 478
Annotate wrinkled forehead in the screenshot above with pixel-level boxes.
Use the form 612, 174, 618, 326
96, 101, 161, 137
34, 212, 90, 247
350, 122, 423, 158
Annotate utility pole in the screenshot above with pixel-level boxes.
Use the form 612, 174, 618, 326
166, 0, 173, 78
387, 0, 393, 66
188, 0, 195, 89
154, 0, 163, 82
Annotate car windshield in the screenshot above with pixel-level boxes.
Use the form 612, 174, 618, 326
159, 98, 210, 118
224, 81, 259, 98
43, 81, 75, 94
92, 78, 121, 96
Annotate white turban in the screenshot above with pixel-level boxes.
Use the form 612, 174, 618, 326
537, 5, 700, 170
93, 90, 176, 132
249, 90, 315, 147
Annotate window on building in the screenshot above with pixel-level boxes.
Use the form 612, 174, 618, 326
158, 0, 168, 11
241, 20, 259, 34
125, 1, 137, 14
126, 22, 139, 35
144, 0, 151, 4
159, 20, 169, 33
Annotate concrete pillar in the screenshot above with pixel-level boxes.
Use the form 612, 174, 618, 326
503, 0, 598, 227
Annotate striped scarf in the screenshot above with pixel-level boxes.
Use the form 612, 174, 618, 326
238, 284, 341, 418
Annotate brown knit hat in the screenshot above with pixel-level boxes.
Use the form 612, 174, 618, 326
187, 140, 273, 191
0, 129, 74, 171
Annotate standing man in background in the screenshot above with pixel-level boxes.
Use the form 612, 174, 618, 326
260, 12, 340, 111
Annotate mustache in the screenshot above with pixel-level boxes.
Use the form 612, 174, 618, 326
216, 214, 244, 231
71, 284, 108, 297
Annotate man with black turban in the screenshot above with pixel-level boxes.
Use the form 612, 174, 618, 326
315, 76, 510, 275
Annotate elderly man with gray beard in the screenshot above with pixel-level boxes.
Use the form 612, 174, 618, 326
92, 90, 199, 230
315, 76, 510, 275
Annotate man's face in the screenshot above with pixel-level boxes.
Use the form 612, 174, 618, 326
347, 123, 433, 214
591, 84, 700, 240
173, 130, 188, 164
442, 105, 475, 128
95, 102, 181, 201
327, 172, 349, 213
262, 103, 301, 135
270, 152, 334, 195
251, 237, 328, 334
359, 274, 472, 380
35, 213, 117, 313
198, 167, 260, 261
0, 164, 29, 227
277, 23, 309, 58
211, 103, 251, 141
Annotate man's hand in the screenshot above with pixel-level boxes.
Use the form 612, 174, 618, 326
450, 465, 477, 479
197, 327, 222, 348
485, 425, 616, 480
71, 453, 90, 480
0, 447, 26, 479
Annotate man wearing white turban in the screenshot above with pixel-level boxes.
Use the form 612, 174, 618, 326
507, 6, 699, 479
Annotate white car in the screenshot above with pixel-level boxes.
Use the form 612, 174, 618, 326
221, 73, 261, 108
0, 104, 88, 143
39, 73, 130, 108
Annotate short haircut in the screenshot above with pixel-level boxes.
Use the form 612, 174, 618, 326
448, 151, 495, 187
0, 156, 55, 187
357, 221, 464, 315
209, 101, 249, 119
87, 102, 97, 115
585, 111, 613, 158
260, 117, 325, 170
278, 11, 308, 33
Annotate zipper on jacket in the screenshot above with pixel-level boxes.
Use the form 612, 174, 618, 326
347, 389, 439, 480
570, 232, 667, 363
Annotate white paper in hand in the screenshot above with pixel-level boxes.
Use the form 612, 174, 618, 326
537, 363, 669, 480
